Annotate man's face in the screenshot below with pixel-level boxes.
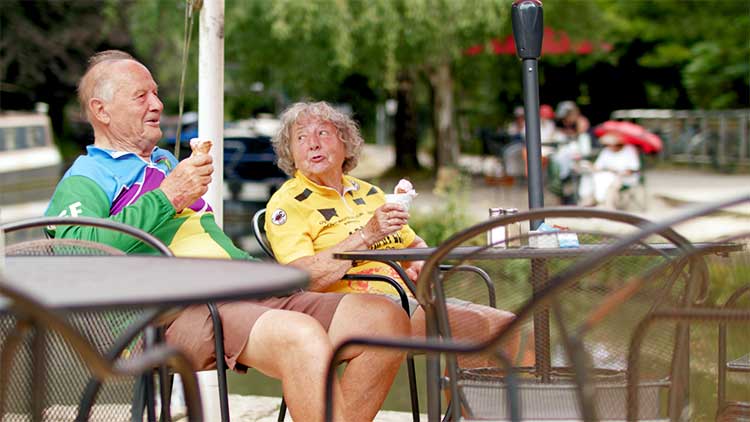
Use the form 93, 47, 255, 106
290, 117, 346, 182
103, 61, 164, 147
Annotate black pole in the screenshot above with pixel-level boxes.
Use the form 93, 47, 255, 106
512, 0, 544, 230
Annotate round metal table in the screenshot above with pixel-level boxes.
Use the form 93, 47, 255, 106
3, 255, 308, 311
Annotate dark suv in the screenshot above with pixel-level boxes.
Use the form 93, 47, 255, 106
160, 117, 287, 200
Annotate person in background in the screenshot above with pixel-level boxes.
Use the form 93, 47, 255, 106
506, 105, 526, 142
539, 104, 557, 145
503, 106, 527, 179
549, 100, 593, 204
555, 100, 591, 145
45, 50, 409, 422
577, 133, 641, 208
266, 101, 533, 368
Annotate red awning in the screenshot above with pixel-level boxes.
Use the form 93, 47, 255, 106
466, 28, 612, 56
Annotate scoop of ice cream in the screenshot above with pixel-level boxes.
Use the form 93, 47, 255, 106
189, 138, 213, 156
394, 179, 417, 197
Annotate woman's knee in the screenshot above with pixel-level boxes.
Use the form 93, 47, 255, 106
339, 294, 411, 336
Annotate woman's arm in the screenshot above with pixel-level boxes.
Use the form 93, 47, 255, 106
402, 235, 428, 281
289, 202, 410, 292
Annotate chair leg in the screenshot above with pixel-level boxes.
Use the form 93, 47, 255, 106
144, 372, 157, 422
208, 302, 231, 422
158, 371, 172, 421
406, 354, 420, 422
130, 375, 148, 422
278, 398, 287, 421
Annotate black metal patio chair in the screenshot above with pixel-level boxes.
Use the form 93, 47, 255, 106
0, 268, 203, 421
320, 197, 750, 421
252, 208, 420, 422
1, 216, 230, 421
623, 232, 750, 421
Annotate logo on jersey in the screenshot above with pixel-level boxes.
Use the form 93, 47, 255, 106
271, 208, 287, 225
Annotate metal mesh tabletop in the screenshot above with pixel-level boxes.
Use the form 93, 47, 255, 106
4, 256, 308, 311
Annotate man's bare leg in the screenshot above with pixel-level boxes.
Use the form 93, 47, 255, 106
327, 294, 411, 422
237, 309, 347, 422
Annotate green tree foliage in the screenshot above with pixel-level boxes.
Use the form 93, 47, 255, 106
601, 0, 749, 109
1, 0, 131, 136
128, 0, 200, 113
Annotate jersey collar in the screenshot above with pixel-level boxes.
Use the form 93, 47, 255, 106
295, 170, 360, 197
87, 144, 163, 162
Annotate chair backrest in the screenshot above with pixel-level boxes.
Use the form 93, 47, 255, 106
252, 208, 276, 259
413, 206, 698, 421
1, 216, 173, 420
1, 216, 173, 256
623, 231, 750, 421
0, 272, 203, 421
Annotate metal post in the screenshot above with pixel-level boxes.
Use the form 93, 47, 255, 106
199, 0, 224, 418
512, 0, 544, 230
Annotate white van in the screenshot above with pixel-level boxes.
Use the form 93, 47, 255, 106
0, 112, 63, 221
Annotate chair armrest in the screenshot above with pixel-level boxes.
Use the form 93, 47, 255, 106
342, 274, 411, 314
113, 344, 203, 421
439, 264, 496, 308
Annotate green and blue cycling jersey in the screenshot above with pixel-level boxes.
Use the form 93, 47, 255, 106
45, 145, 251, 259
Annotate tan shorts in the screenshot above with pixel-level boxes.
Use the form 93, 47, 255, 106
165, 291, 344, 372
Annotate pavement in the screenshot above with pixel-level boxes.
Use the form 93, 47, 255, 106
352, 144, 750, 241
196, 144, 750, 422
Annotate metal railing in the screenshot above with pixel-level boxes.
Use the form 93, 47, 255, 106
610, 109, 750, 170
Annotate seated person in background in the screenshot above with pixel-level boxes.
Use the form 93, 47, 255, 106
549, 100, 593, 204
45, 50, 409, 422
556, 100, 591, 145
506, 105, 525, 142
577, 133, 640, 208
539, 104, 558, 145
266, 101, 533, 367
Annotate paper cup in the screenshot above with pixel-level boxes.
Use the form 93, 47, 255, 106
384, 193, 413, 211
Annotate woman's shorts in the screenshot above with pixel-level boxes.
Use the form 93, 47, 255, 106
165, 291, 345, 372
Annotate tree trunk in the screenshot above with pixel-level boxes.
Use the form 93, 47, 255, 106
394, 71, 420, 170
428, 62, 459, 169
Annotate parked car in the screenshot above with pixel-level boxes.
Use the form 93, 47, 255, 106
160, 114, 287, 201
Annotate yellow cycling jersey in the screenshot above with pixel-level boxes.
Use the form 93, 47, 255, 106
266, 171, 416, 296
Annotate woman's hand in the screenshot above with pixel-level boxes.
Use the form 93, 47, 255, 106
361, 203, 409, 246
404, 260, 424, 281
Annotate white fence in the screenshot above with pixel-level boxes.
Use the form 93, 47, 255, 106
610, 109, 750, 170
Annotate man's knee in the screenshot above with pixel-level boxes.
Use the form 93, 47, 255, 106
254, 310, 333, 358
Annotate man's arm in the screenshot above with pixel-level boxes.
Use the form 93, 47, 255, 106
46, 175, 175, 253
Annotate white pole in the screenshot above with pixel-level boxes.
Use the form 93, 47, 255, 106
200, 0, 225, 229
198, 0, 225, 419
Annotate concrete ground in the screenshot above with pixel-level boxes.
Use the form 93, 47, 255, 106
352, 144, 750, 241
198, 144, 750, 422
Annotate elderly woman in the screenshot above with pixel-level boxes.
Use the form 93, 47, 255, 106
266, 101, 531, 366
578, 133, 641, 208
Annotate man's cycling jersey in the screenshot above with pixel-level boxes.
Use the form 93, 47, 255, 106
46, 145, 251, 260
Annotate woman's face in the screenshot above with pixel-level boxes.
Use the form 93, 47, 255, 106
290, 117, 347, 184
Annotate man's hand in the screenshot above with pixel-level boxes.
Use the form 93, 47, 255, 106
160, 154, 213, 212
360, 203, 409, 246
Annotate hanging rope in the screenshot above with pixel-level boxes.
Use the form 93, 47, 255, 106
174, 0, 203, 158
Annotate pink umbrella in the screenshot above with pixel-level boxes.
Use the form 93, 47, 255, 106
594, 120, 663, 154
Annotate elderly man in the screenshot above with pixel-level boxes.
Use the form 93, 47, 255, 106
44, 50, 409, 422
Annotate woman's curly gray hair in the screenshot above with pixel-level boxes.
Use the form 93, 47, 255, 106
273, 101, 364, 176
